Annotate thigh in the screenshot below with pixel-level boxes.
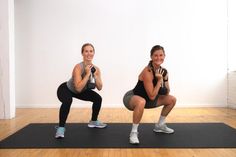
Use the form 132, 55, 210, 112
57, 82, 73, 103
157, 94, 176, 107
128, 95, 146, 111
123, 90, 134, 110
74, 90, 101, 102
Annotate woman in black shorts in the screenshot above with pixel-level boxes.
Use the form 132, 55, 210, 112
123, 45, 176, 144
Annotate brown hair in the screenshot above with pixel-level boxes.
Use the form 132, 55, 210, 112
148, 45, 165, 71
81, 43, 95, 54
150, 45, 165, 57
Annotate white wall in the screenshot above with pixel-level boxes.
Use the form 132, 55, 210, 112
15, 0, 228, 108
228, 72, 236, 109
227, 0, 236, 108
228, 0, 236, 72
0, 0, 15, 118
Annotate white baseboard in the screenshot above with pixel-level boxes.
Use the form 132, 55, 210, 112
16, 103, 123, 108
228, 103, 236, 109
228, 71, 236, 109
16, 103, 228, 108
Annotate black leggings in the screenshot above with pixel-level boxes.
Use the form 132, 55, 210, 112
57, 82, 102, 127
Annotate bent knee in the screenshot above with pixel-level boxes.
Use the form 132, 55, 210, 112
163, 95, 176, 106
169, 95, 176, 106
137, 99, 146, 108
172, 95, 176, 102
60, 98, 73, 105
97, 94, 102, 102
133, 99, 145, 108
92, 94, 102, 104
130, 97, 146, 110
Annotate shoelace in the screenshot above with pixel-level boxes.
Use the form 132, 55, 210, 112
55, 126, 66, 132
95, 120, 104, 125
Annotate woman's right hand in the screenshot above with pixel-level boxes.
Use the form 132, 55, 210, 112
155, 68, 165, 87
85, 64, 93, 75
155, 68, 164, 80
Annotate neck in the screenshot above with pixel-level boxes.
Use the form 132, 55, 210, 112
152, 62, 160, 71
83, 60, 92, 66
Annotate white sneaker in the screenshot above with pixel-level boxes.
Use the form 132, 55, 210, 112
153, 123, 174, 134
88, 120, 107, 128
129, 131, 139, 144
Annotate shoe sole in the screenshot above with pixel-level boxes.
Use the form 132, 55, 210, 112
55, 135, 64, 139
87, 125, 107, 128
129, 140, 139, 145
153, 129, 174, 134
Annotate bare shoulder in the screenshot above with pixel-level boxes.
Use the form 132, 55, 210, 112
73, 63, 82, 75
74, 63, 82, 69
139, 66, 153, 81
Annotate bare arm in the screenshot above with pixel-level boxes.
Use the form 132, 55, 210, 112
93, 66, 103, 90
142, 68, 162, 100
163, 73, 170, 95
73, 64, 90, 93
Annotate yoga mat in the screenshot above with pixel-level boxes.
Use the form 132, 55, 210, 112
1, 123, 236, 148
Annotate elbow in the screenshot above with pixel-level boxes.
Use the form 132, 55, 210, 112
148, 95, 156, 101
96, 83, 102, 91
97, 85, 102, 91
75, 86, 83, 93
76, 88, 83, 93
147, 92, 156, 100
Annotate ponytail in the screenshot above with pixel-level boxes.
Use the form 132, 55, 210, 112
148, 60, 153, 70
148, 60, 155, 76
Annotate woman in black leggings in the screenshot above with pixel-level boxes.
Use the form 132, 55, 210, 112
55, 43, 107, 139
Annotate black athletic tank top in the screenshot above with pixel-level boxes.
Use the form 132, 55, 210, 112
132, 66, 168, 101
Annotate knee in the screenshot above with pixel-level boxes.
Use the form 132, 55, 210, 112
170, 96, 176, 106
135, 99, 146, 110
62, 98, 73, 106
60, 98, 73, 110
94, 94, 102, 104
164, 95, 176, 107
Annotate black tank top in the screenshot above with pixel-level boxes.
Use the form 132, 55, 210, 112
133, 67, 168, 101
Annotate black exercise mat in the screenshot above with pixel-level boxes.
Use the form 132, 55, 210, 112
1, 123, 236, 148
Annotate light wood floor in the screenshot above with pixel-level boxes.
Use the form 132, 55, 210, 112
0, 107, 236, 157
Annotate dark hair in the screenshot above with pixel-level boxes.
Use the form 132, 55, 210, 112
150, 45, 165, 57
81, 43, 95, 54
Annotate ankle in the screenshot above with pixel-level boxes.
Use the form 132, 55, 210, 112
131, 123, 139, 132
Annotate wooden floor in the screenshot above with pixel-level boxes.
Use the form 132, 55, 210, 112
0, 107, 236, 157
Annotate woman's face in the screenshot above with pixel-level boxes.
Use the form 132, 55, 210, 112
151, 49, 165, 66
82, 45, 94, 62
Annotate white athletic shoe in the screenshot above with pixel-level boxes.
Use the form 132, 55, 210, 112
129, 131, 139, 144
153, 123, 174, 134
88, 120, 107, 128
